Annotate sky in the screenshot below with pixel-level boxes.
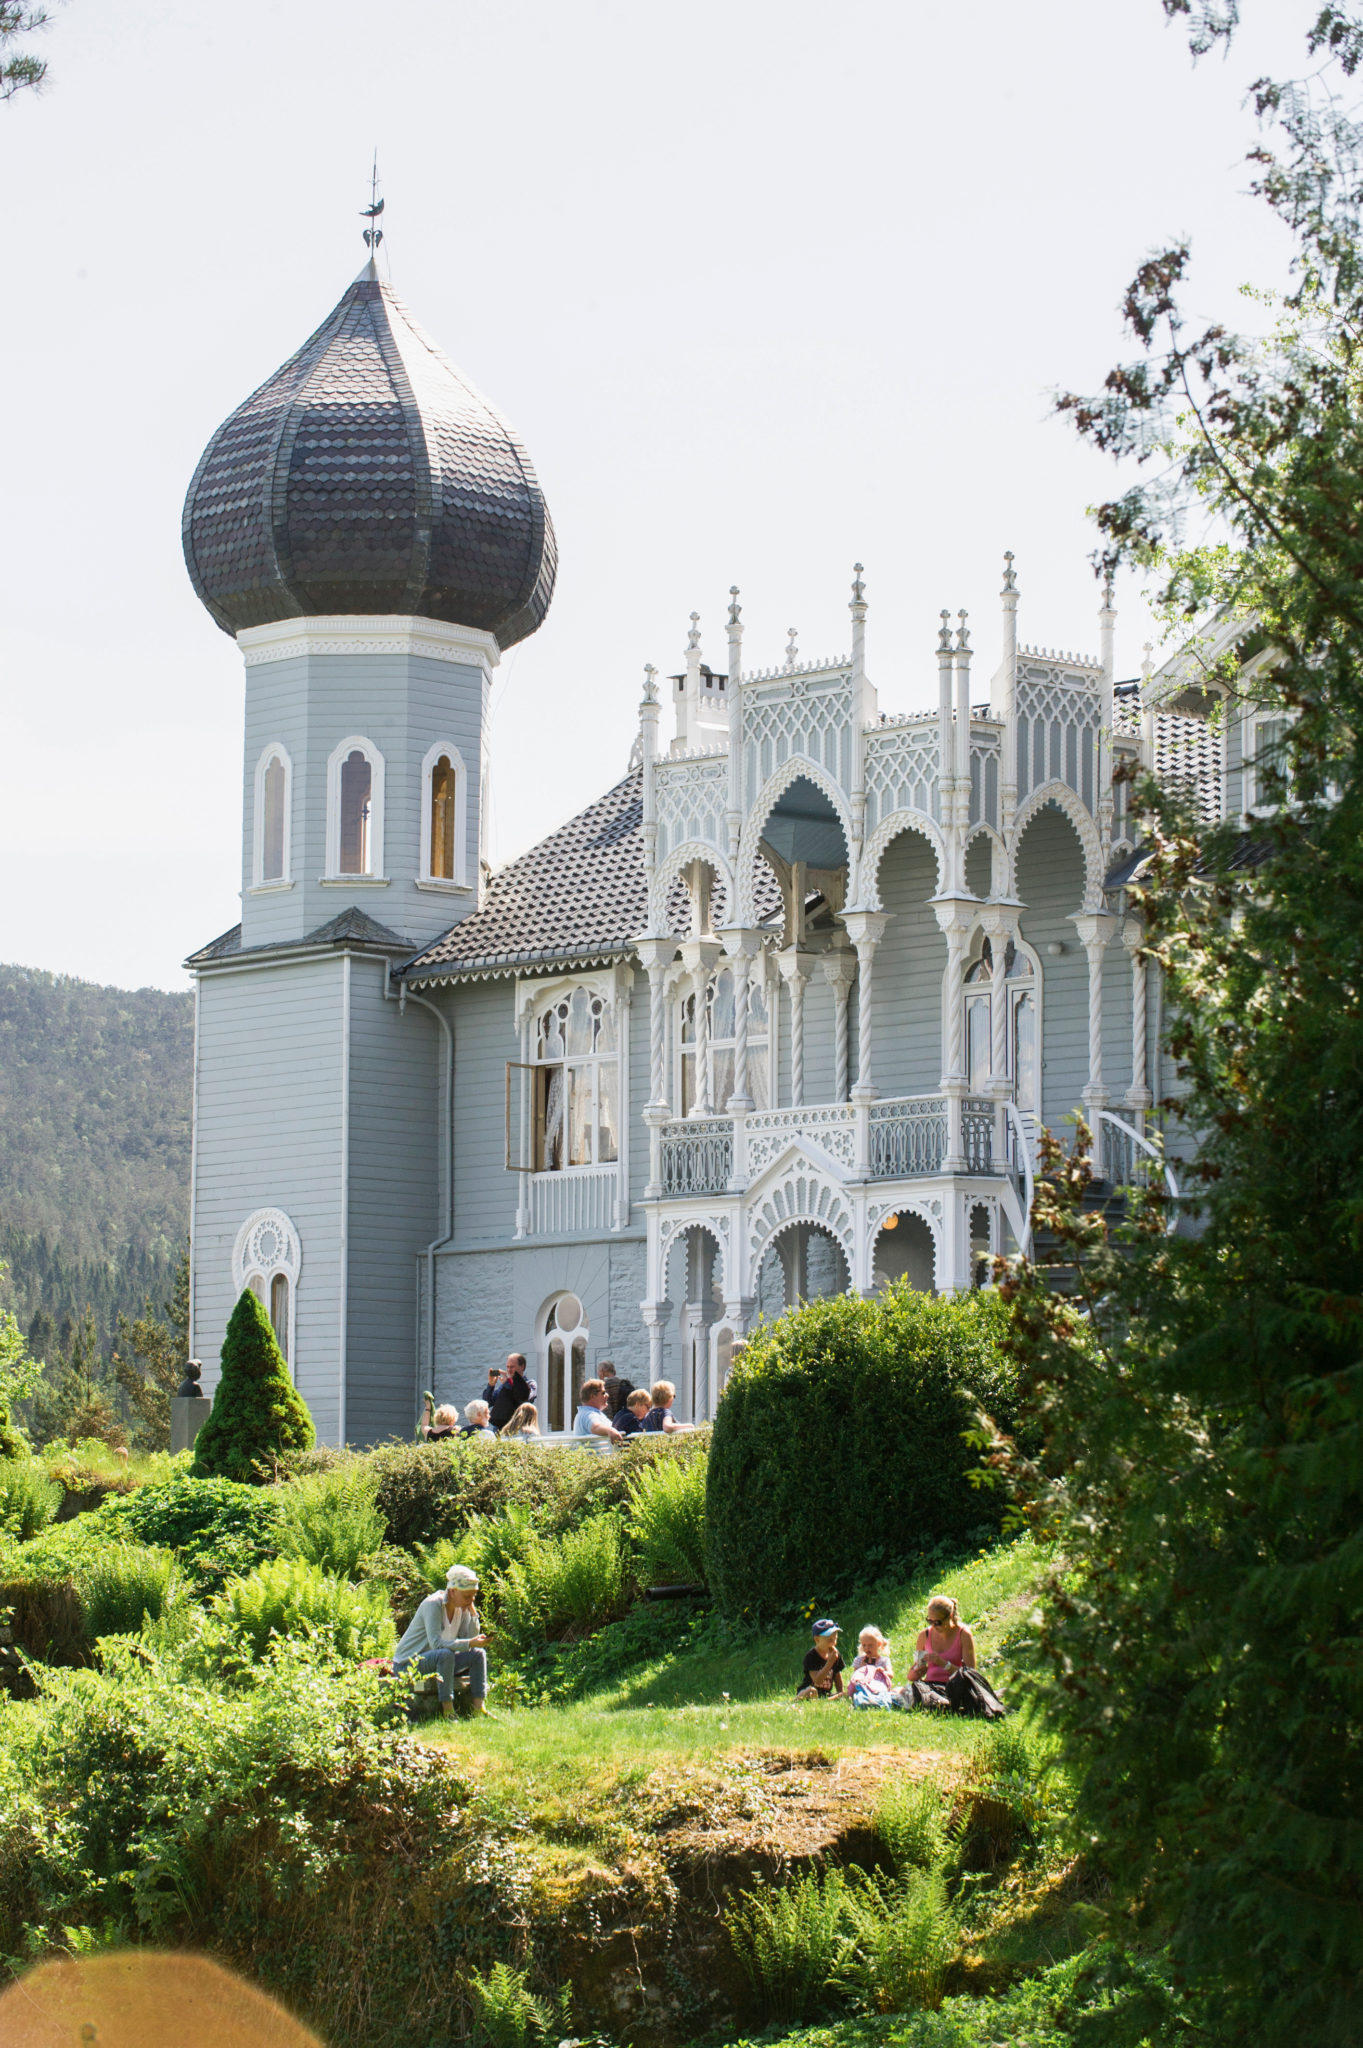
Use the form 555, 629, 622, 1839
0, 0, 1318, 992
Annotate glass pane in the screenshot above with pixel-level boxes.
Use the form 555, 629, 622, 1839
681, 1050, 696, 1117
680, 994, 696, 1045
593, 999, 617, 1052
1006, 941, 1032, 979
538, 1065, 565, 1171
262, 757, 286, 881
339, 750, 372, 874
749, 979, 769, 1028
964, 954, 990, 985
568, 1065, 593, 1164
269, 1273, 289, 1361
711, 1046, 734, 1110
710, 969, 736, 1042
967, 996, 991, 1092
548, 1337, 565, 1432
430, 755, 455, 879
749, 1044, 769, 1111
1013, 992, 1037, 1112
597, 1059, 619, 1162
565, 987, 595, 1057
571, 1337, 587, 1411
539, 1003, 566, 1060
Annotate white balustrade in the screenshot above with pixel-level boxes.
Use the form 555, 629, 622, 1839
661, 1119, 734, 1196
529, 1167, 620, 1237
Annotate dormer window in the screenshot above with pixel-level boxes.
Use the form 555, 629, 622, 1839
325, 736, 385, 881
252, 743, 292, 889
419, 741, 468, 888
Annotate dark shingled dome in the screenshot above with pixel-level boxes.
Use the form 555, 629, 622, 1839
182, 263, 557, 648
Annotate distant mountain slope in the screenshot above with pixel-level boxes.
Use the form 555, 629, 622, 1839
0, 965, 192, 1343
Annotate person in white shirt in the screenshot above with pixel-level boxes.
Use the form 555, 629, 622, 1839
392, 1563, 490, 1716
573, 1378, 623, 1447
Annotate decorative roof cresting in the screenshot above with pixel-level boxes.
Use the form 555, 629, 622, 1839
182, 257, 557, 648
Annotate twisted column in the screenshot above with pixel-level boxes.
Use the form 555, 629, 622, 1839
841, 911, 889, 1099
1124, 916, 1151, 1125
1072, 911, 1117, 1170
779, 950, 811, 1106
822, 947, 856, 1104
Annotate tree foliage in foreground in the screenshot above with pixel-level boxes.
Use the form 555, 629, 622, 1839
0, 3, 53, 103
993, 9, 1363, 2043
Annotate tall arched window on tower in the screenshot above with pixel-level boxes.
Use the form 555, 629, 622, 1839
326, 736, 385, 880
233, 1208, 302, 1372
252, 744, 292, 888
419, 740, 467, 887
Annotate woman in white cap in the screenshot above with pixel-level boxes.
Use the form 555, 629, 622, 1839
392, 1563, 491, 1717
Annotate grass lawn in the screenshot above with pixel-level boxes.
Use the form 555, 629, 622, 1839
430, 1534, 1043, 1776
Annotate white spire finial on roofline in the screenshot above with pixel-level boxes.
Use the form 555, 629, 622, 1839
784, 627, 798, 671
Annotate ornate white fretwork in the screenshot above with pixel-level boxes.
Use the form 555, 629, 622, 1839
745, 1103, 857, 1175
741, 672, 853, 813
653, 755, 730, 864
747, 1168, 854, 1279
1015, 663, 1102, 813
863, 721, 941, 833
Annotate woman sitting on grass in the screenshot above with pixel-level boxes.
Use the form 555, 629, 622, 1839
392, 1564, 491, 1718
901, 1593, 1005, 1719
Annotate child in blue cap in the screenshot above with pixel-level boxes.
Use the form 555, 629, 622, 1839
796, 1618, 845, 1699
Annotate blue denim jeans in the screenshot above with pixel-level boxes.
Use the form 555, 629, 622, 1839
398, 1644, 487, 1704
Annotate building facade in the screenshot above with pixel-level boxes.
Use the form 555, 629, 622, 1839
184, 258, 1243, 1445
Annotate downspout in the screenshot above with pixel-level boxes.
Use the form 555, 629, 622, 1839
187, 975, 201, 1360
338, 953, 351, 1448
386, 967, 456, 1424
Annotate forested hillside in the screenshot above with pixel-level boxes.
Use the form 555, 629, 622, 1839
0, 965, 192, 1349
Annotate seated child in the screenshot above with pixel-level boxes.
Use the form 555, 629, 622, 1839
848, 1625, 895, 1709
795, 1618, 845, 1699
614, 1388, 652, 1435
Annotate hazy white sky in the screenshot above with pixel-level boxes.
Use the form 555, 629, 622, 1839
0, 0, 1314, 990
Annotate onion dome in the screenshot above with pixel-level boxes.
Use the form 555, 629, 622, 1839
182, 261, 556, 648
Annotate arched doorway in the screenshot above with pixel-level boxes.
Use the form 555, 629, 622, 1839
538, 1291, 589, 1433
872, 1212, 936, 1294
755, 1221, 850, 1314
664, 1225, 724, 1421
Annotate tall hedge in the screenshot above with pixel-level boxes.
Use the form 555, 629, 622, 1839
192, 1290, 314, 1484
706, 1285, 1016, 1619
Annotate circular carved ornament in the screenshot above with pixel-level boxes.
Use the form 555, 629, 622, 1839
232, 1208, 302, 1296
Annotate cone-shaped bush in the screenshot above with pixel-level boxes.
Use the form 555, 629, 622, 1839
192, 1289, 314, 1483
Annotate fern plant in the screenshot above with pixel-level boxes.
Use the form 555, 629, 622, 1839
725, 1868, 857, 2023
278, 1466, 385, 1578
0, 1457, 61, 1540
466, 1962, 570, 2048
842, 1869, 959, 2013
82, 1543, 184, 1642
876, 1771, 949, 1873
214, 1556, 394, 1661
626, 1450, 708, 1587
495, 1515, 630, 1656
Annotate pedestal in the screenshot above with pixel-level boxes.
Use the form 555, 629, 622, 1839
171, 1394, 211, 1455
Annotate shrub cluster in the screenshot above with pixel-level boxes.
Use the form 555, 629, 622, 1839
707, 1285, 1016, 1618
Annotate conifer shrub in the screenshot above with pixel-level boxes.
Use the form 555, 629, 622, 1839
707, 1286, 1016, 1619
192, 1290, 314, 1483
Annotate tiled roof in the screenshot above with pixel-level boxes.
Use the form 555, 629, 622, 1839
1112, 682, 1224, 826
401, 770, 784, 982
186, 907, 413, 969
183, 264, 555, 649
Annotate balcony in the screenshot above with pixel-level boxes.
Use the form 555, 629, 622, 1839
657, 1095, 1002, 1198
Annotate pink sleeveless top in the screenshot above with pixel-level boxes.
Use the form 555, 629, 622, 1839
922, 1626, 965, 1683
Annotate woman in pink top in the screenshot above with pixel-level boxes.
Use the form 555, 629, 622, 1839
910, 1594, 977, 1687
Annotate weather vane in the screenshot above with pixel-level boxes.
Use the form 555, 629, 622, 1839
361, 153, 384, 252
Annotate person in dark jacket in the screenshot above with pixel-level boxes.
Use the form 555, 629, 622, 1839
488, 1354, 532, 1432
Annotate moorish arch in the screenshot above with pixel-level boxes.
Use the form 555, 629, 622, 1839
858, 808, 946, 910
745, 1163, 854, 1296
647, 838, 737, 937
870, 1200, 940, 1294
964, 824, 1005, 899
737, 758, 854, 926
1008, 781, 1105, 909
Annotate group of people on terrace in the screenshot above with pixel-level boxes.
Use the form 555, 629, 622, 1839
419, 1355, 696, 1449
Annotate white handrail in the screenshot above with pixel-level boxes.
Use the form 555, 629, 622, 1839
1003, 1101, 1035, 1258
1096, 1110, 1180, 1211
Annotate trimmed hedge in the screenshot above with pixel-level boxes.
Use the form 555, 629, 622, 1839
706, 1285, 1017, 1619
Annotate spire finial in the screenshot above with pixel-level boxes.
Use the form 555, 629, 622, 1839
938, 609, 953, 653
687, 611, 701, 653
1101, 567, 1115, 611
955, 609, 970, 652
728, 586, 741, 628
361, 153, 385, 253
851, 561, 865, 606
1002, 550, 1017, 595
643, 662, 659, 705
785, 627, 799, 670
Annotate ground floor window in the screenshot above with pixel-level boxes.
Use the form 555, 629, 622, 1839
539, 1291, 588, 1432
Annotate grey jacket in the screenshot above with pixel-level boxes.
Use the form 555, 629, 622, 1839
393, 1591, 479, 1667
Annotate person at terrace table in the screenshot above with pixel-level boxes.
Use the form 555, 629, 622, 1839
392, 1564, 490, 1718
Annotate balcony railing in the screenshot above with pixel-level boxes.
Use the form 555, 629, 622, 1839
530, 1166, 619, 1236
660, 1118, 733, 1196
869, 1096, 948, 1177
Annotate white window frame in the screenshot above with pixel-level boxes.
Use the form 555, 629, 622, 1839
231, 1207, 301, 1373
418, 739, 469, 891
962, 934, 1043, 1110
529, 984, 621, 1172
1245, 712, 1294, 816
251, 742, 293, 891
324, 735, 386, 882
537, 1291, 590, 1434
